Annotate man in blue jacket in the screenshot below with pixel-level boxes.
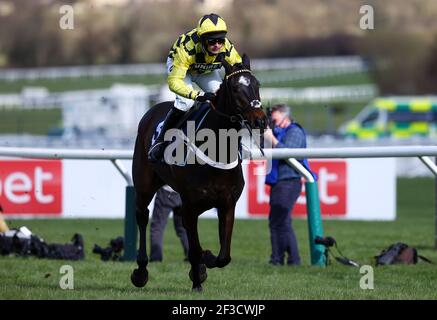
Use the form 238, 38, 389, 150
264, 104, 312, 266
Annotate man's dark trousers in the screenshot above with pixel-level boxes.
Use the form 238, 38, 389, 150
150, 188, 189, 262
269, 178, 302, 265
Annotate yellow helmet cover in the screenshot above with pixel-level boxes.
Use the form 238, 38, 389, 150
197, 13, 228, 38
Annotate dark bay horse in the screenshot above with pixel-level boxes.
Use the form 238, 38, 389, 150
131, 54, 268, 291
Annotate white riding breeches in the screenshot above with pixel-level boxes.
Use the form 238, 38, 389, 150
166, 57, 222, 112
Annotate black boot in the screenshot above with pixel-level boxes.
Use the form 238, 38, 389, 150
148, 107, 185, 162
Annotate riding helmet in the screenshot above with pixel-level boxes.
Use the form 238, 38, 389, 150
197, 13, 227, 40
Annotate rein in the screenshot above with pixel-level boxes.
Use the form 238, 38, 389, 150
211, 67, 265, 157
208, 100, 241, 123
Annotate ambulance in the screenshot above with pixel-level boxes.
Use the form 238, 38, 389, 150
338, 97, 437, 139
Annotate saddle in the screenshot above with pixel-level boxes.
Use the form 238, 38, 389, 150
151, 102, 212, 146
150, 102, 241, 169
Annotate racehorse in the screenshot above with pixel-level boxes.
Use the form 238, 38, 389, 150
131, 54, 268, 291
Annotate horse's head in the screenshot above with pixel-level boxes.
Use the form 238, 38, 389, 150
218, 54, 268, 131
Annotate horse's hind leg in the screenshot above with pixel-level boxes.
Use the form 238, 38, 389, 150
130, 189, 156, 287
131, 134, 163, 287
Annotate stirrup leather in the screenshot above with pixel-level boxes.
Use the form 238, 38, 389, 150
148, 107, 185, 162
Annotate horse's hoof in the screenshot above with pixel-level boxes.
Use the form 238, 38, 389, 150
131, 268, 149, 288
189, 264, 207, 283
216, 256, 231, 268
192, 286, 203, 293
202, 250, 217, 269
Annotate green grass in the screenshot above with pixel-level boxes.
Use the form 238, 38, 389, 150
257, 72, 373, 88
0, 72, 372, 93
0, 108, 61, 135
0, 102, 363, 136
0, 72, 373, 135
283, 102, 367, 135
1, 178, 436, 299
0, 74, 166, 93
0, 102, 366, 136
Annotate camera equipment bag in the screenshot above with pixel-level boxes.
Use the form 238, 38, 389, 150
375, 242, 434, 266
0, 227, 84, 260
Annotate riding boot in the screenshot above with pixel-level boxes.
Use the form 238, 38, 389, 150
148, 107, 186, 163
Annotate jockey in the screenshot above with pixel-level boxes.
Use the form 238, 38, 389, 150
148, 13, 243, 162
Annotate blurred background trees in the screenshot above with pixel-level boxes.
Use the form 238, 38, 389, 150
0, 0, 436, 94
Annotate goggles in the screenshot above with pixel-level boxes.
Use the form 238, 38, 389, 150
206, 38, 225, 45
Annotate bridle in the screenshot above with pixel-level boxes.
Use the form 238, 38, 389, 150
210, 67, 265, 156
225, 68, 252, 79
210, 68, 262, 123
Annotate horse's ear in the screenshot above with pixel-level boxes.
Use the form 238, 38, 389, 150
242, 54, 251, 70
222, 59, 233, 75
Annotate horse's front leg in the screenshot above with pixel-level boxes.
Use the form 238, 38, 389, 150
131, 190, 152, 287
216, 203, 236, 268
182, 206, 206, 292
